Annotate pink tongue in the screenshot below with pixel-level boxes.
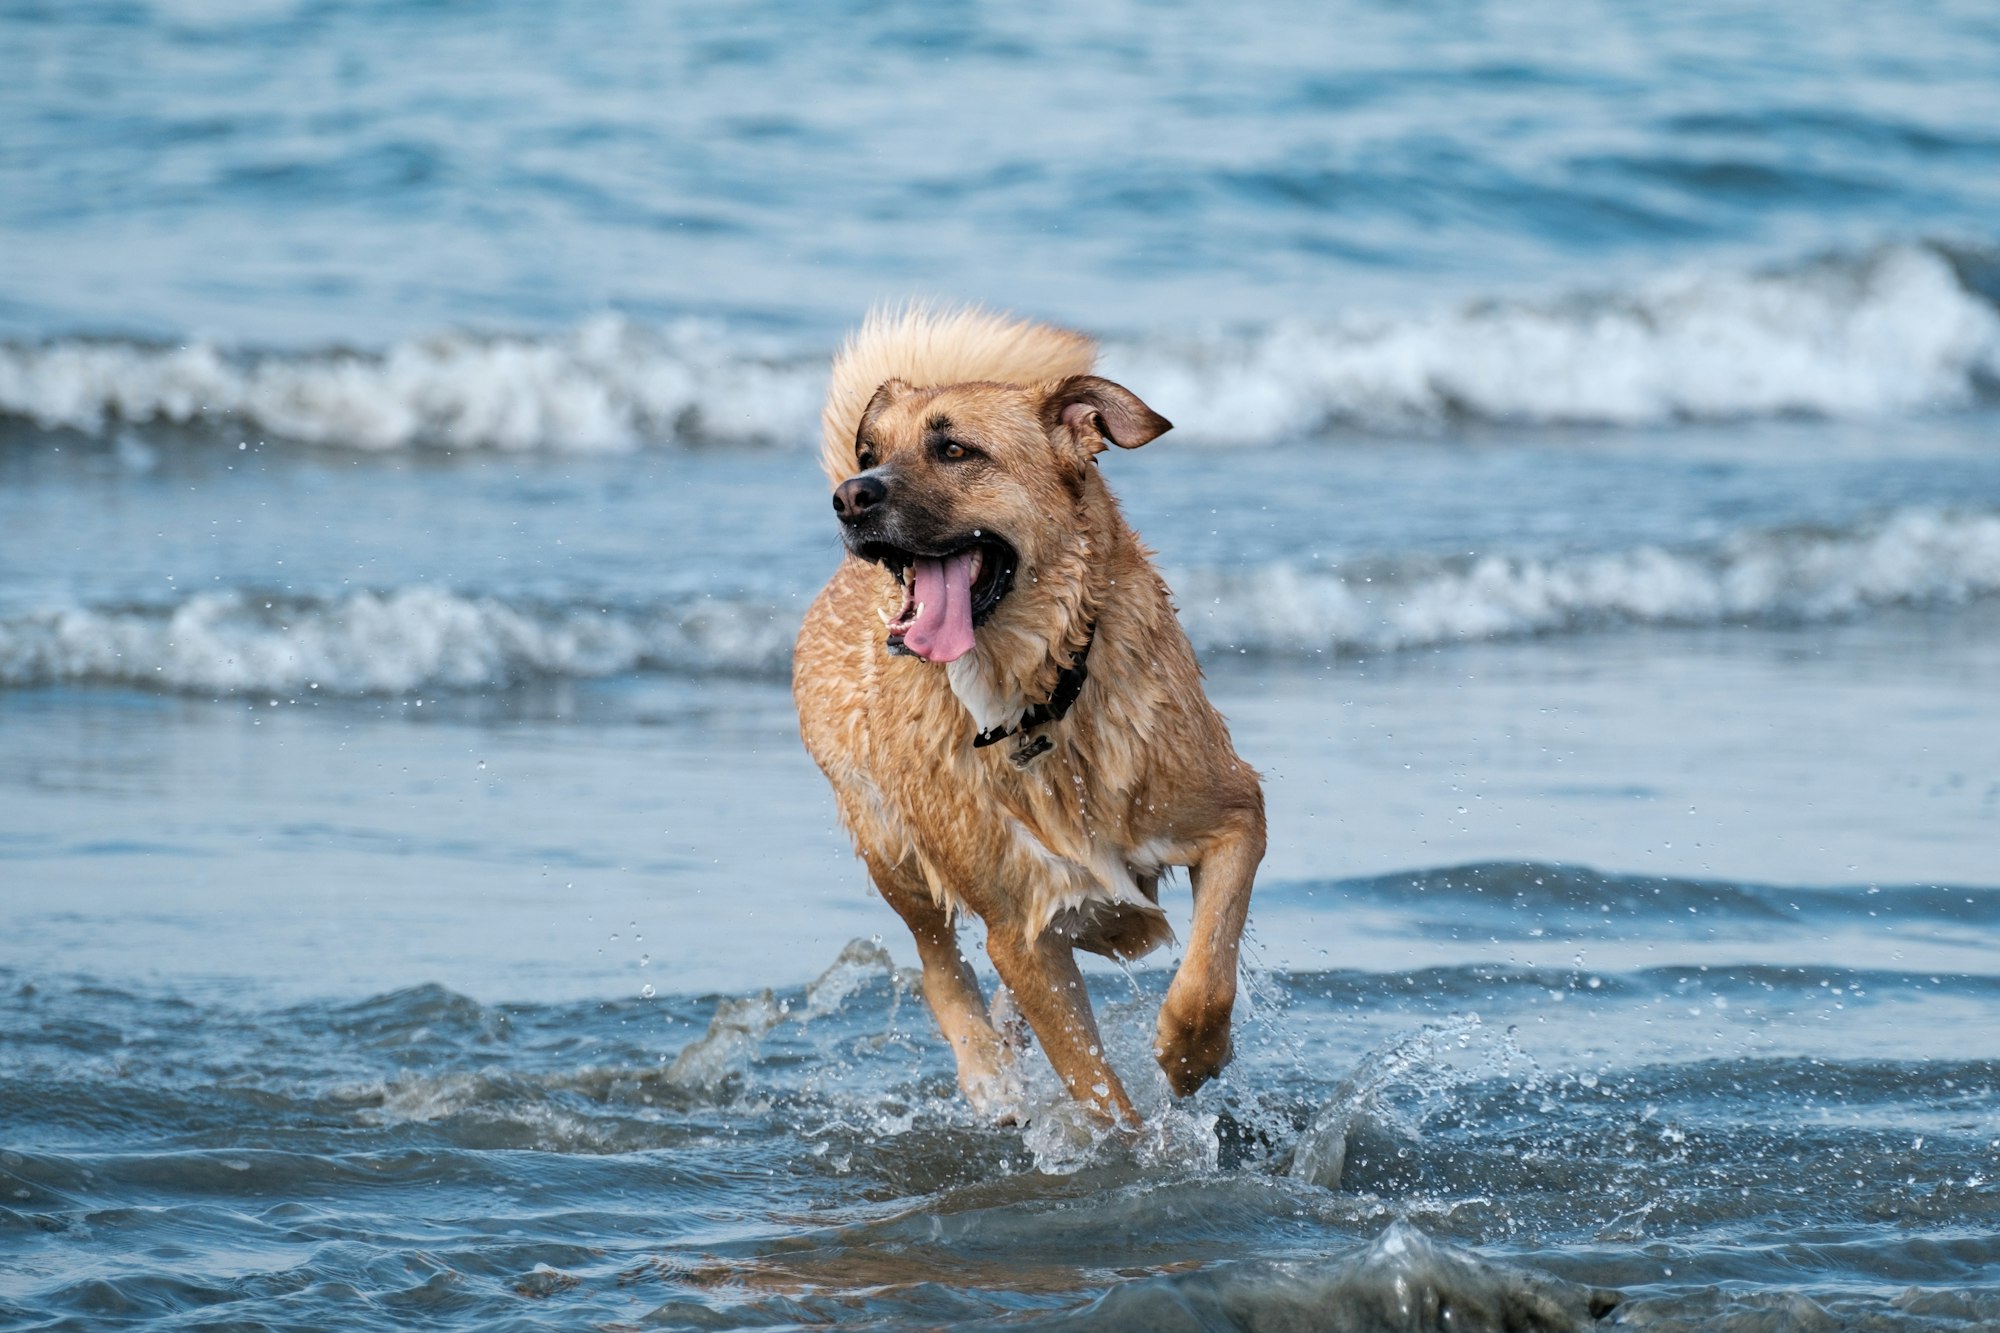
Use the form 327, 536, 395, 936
902, 552, 978, 663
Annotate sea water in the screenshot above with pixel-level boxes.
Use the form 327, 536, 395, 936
4, 2, 2000, 1328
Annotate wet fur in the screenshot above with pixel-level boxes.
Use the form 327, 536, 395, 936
793, 305, 1265, 1123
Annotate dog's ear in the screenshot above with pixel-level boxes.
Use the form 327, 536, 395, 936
1041, 375, 1172, 455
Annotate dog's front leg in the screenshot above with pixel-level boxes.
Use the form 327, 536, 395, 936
985, 925, 1137, 1125
1156, 810, 1265, 1096
867, 862, 1019, 1117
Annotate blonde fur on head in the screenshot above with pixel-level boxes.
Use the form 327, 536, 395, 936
818, 304, 1098, 485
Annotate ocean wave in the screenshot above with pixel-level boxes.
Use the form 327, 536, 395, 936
4, 507, 1996, 695
1176, 504, 2000, 655
0, 316, 822, 452
2, 243, 1995, 451
0, 586, 796, 694
1283, 860, 2000, 938
1112, 241, 2000, 438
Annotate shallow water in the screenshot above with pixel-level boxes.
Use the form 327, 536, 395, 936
5, 609, 2000, 1328
6, 1, 2000, 1328
4, 915, 1998, 1330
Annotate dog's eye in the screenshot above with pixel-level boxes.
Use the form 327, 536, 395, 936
856, 443, 877, 469
938, 439, 979, 462
943, 442, 966, 460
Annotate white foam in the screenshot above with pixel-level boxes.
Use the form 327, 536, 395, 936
1109, 243, 2000, 439
0, 586, 794, 694
0, 315, 820, 451
1178, 506, 2000, 657
2, 245, 1994, 449
5, 508, 1998, 694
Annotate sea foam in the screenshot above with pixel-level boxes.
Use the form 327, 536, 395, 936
2, 243, 1994, 451
1175, 504, 2000, 657
1111, 242, 2000, 440
5, 507, 1996, 695
0, 587, 796, 695
0, 317, 819, 452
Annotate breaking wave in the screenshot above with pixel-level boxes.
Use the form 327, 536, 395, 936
0, 586, 798, 694
1108, 241, 2000, 439
4, 507, 1996, 694
1175, 504, 2000, 656
2, 243, 1996, 451
0, 316, 822, 452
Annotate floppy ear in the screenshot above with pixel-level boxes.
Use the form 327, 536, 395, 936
1041, 375, 1172, 455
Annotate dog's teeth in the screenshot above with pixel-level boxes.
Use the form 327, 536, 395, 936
877, 606, 893, 627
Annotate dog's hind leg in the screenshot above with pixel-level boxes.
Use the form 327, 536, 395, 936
1155, 808, 1265, 1097
985, 925, 1137, 1126
867, 859, 1019, 1118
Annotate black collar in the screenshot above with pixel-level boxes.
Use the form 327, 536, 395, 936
971, 623, 1095, 762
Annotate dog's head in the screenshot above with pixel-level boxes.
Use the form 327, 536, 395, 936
831, 374, 1170, 663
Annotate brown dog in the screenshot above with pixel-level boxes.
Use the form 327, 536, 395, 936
792, 306, 1264, 1125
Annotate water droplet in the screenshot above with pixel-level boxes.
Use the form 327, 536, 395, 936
640, 984, 655, 999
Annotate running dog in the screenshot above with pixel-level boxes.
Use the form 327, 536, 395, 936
792, 306, 1264, 1124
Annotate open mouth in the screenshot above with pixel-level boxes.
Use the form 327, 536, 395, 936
856, 537, 1017, 663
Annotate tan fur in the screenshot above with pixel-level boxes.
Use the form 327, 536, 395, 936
819, 304, 1096, 485
794, 306, 1264, 1125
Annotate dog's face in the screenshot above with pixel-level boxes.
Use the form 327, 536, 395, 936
830, 374, 1170, 663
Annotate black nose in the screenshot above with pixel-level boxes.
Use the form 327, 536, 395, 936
832, 473, 887, 524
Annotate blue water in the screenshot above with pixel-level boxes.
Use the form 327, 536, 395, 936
4, 2, 2000, 1329
6, 0, 2000, 341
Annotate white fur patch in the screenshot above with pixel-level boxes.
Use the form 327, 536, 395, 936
1004, 816, 1170, 939
946, 652, 1026, 734
1128, 837, 1188, 876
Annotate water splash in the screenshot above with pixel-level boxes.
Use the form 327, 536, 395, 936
797, 938, 898, 1021
664, 938, 906, 1093
664, 990, 787, 1093
1289, 1014, 1532, 1190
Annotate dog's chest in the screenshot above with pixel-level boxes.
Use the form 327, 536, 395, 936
949, 734, 1180, 925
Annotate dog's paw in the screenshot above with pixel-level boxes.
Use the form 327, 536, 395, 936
955, 1017, 1029, 1123
960, 1059, 1028, 1125
1154, 992, 1235, 1097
